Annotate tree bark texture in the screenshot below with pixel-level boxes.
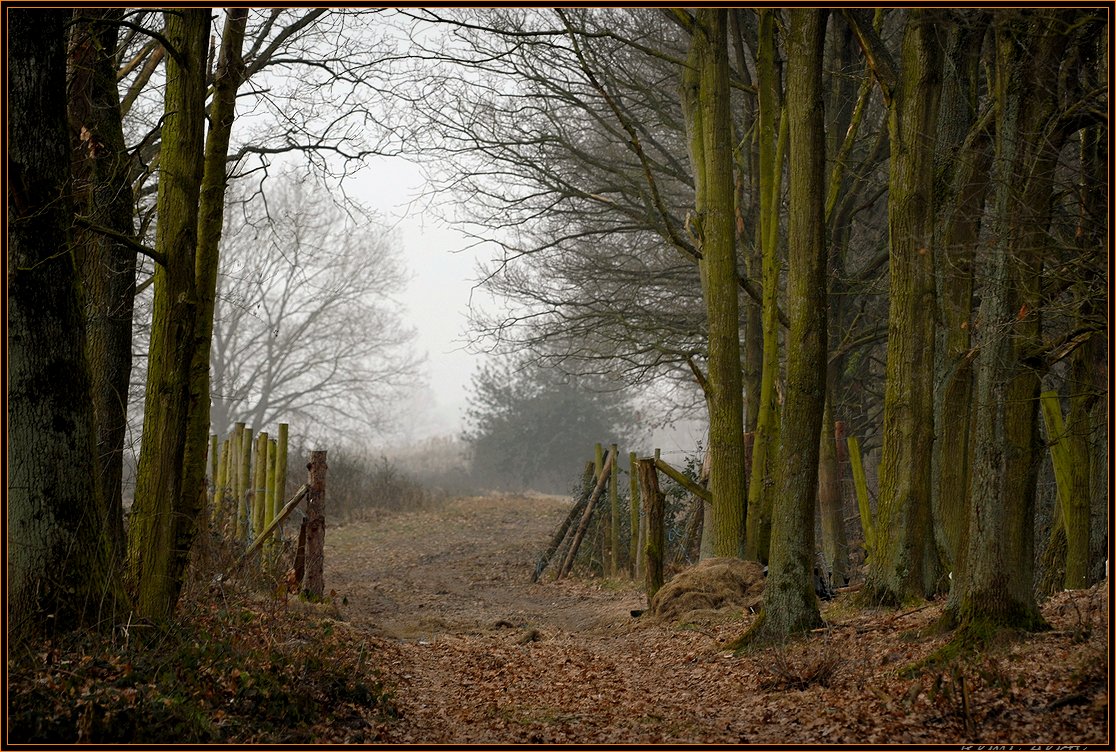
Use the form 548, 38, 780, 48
818, 401, 849, 586
127, 9, 210, 620
866, 10, 944, 605
930, 15, 990, 581
67, 9, 139, 560
680, 9, 747, 558
952, 10, 1077, 631
744, 9, 786, 564
8, 9, 124, 643
745, 8, 828, 643
182, 7, 249, 568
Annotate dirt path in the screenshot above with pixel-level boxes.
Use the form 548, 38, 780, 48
326, 494, 643, 640
323, 494, 1108, 745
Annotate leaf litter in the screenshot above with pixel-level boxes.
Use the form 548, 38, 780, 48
9, 493, 1110, 744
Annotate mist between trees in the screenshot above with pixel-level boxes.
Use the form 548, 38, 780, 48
8, 7, 1108, 655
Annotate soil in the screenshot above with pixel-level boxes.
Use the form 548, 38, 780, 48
324, 493, 1110, 745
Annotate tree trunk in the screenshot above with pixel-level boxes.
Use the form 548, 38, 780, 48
864, 10, 944, 605
8, 9, 124, 644
680, 9, 747, 558
183, 6, 249, 563
67, 9, 139, 561
304, 450, 329, 598
126, 9, 210, 620
629, 452, 641, 577
818, 400, 849, 586
737, 9, 828, 646
950, 10, 1076, 633
744, 8, 785, 564
930, 15, 990, 580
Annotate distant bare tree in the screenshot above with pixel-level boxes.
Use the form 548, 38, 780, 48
209, 177, 420, 441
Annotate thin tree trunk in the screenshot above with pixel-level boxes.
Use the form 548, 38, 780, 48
931, 16, 990, 581
680, 8, 747, 559
818, 400, 849, 586
126, 9, 210, 620
737, 8, 828, 645
745, 8, 785, 564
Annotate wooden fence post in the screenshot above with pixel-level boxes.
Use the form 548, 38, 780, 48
277, 423, 289, 515
609, 442, 619, 576
264, 438, 278, 554
252, 431, 268, 541
212, 437, 231, 525
639, 456, 665, 602
236, 426, 251, 541
304, 450, 328, 598
629, 451, 640, 578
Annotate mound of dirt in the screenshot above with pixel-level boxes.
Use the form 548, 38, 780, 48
649, 557, 765, 624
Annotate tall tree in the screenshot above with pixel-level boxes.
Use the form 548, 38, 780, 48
743, 9, 785, 563
737, 8, 828, 645
68, 8, 145, 561
850, 9, 945, 604
8, 9, 124, 644
929, 13, 991, 579
126, 9, 212, 620
948, 9, 1093, 633
678, 8, 747, 557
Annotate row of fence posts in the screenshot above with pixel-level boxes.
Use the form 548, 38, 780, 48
208, 421, 289, 546
536, 428, 875, 604
206, 422, 329, 598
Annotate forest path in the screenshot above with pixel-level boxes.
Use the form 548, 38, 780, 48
324, 494, 758, 744
323, 494, 1108, 745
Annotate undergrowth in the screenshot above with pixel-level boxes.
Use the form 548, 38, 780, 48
8, 530, 398, 744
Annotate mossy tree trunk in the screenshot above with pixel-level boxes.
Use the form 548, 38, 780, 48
8, 9, 125, 644
729, 10, 763, 438
744, 9, 786, 563
739, 9, 828, 645
67, 9, 139, 561
127, 10, 248, 620
679, 8, 747, 558
818, 398, 849, 586
950, 10, 1081, 632
930, 15, 991, 585
127, 9, 210, 620
856, 10, 945, 605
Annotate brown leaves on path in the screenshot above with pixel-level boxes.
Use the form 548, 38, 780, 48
325, 493, 1110, 746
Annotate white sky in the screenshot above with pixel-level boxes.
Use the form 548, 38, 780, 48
346, 157, 487, 440
346, 156, 707, 455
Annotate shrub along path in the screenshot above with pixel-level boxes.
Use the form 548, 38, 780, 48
325, 494, 1109, 745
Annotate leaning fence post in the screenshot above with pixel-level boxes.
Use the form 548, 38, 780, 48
304, 450, 328, 598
